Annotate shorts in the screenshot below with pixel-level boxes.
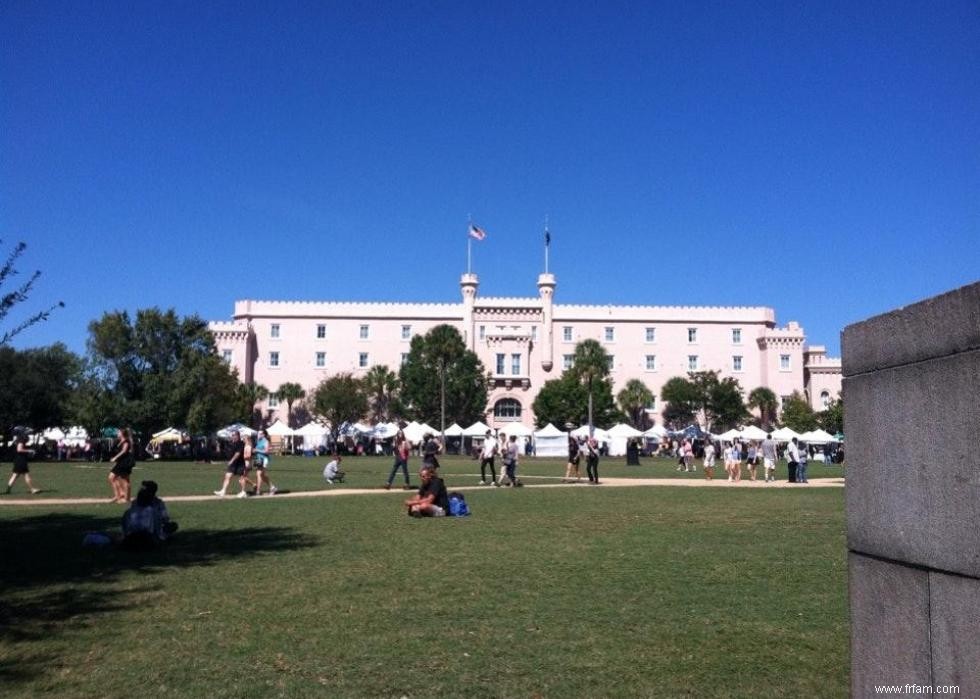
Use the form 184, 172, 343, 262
111, 463, 134, 477
703, 456, 715, 468
12, 460, 29, 475
426, 505, 446, 517
227, 462, 246, 476
254, 455, 269, 470
764, 458, 775, 469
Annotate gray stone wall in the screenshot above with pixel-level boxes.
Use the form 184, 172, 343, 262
842, 281, 980, 697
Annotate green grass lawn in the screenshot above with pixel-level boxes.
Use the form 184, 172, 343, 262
0, 469, 848, 698
0, 454, 845, 500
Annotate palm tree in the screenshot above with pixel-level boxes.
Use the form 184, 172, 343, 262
236, 382, 269, 428
276, 382, 306, 428
617, 379, 654, 430
572, 339, 611, 436
363, 365, 398, 422
747, 386, 779, 428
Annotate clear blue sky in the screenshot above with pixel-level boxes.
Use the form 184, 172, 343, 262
3, 1, 978, 357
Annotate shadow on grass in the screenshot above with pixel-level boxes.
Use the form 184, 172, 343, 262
0, 512, 318, 687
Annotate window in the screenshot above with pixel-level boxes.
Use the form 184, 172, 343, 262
733, 355, 743, 372
496, 354, 505, 375
604, 326, 615, 342
687, 328, 698, 343
493, 398, 522, 420
359, 324, 369, 339
479, 325, 485, 341
780, 354, 791, 371
511, 353, 521, 375
531, 326, 537, 341
221, 349, 233, 364
271, 324, 280, 339
401, 325, 411, 340
606, 355, 614, 371
315, 352, 326, 368
821, 391, 831, 408
268, 395, 279, 408
359, 352, 369, 368
269, 351, 280, 368
563, 354, 574, 370
645, 327, 656, 343
688, 355, 699, 371
732, 328, 742, 344
316, 324, 326, 339
401, 353, 409, 365
563, 326, 572, 342
645, 355, 657, 371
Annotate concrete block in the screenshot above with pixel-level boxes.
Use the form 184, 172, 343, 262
849, 553, 932, 695
842, 281, 980, 377
844, 350, 980, 577
930, 571, 980, 696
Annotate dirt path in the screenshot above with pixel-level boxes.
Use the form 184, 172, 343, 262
0, 476, 844, 507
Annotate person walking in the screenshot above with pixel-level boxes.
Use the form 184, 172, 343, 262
214, 431, 250, 498
703, 440, 716, 480
422, 433, 442, 472
761, 433, 778, 482
564, 435, 581, 482
253, 429, 278, 496
385, 430, 412, 490
585, 436, 601, 484
108, 428, 136, 503
786, 437, 801, 483
797, 441, 809, 484
5, 434, 41, 495
497, 435, 521, 487
746, 441, 759, 481
478, 430, 498, 485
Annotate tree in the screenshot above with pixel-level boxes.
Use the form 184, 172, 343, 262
235, 382, 269, 428
276, 382, 306, 428
84, 308, 239, 436
362, 365, 399, 422
660, 371, 748, 432
1, 240, 64, 345
706, 375, 750, 432
660, 376, 699, 429
780, 391, 818, 432
398, 325, 488, 429
532, 373, 621, 430
0, 343, 81, 434
819, 394, 844, 435
570, 339, 611, 435
311, 373, 368, 435
747, 387, 779, 429
617, 379, 654, 430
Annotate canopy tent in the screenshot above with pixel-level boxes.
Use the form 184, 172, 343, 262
642, 425, 667, 440
352, 422, 374, 435
265, 420, 294, 437
294, 421, 329, 450
771, 426, 800, 442
402, 421, 426, 444
462, 421, 492, 437
443, 423, 464, 437
606, 423, 644, 456
371, 422, 400, 440
217, 423, 257, 439
533, 423, 567, 457
570, 425, 610, 444
739, 425, 769, 441
669, 424, 707, 440
499, 422, 533, 438
150, 427, 186, 444
64, 426, 89, 446
798, 429, 839, 444
43, 427, 66, 441
717, 428, 741, 441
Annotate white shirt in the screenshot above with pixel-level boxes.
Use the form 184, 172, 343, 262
481, 437, 498, 459
786, 442, 801, 462
323, 460, 341, 480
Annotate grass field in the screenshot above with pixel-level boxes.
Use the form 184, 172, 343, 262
0, 457, 848, 698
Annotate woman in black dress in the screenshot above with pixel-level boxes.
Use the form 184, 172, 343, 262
108, 428, 135, 503
5, 434, 41, 494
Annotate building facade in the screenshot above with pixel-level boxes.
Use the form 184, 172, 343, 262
209, 272, 842, 430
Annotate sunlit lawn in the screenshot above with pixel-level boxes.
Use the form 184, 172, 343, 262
0, 460, 848, 698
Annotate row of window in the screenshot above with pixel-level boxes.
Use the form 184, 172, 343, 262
558, 353, 793, 372
475, 325, 745, 344
269, 323, 414, 341
495, 353, 522, 375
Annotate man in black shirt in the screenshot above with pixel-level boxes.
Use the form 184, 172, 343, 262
404, 466, 449, 517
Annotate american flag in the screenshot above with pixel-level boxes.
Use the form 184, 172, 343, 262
468, 224, 487, 241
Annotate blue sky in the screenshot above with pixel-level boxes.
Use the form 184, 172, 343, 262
2, 1, 978, 357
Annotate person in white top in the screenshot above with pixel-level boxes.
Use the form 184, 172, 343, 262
785, 437, 801, 483
479, 430, 498, 485
702, 441, 716, 480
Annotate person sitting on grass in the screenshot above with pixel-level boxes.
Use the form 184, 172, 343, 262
121, 480, 178, 550
404, 465, 449, 517
323, 455, 345, 484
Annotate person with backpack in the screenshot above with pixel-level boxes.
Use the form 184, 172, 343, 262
404, 465, 449, 517
422, 433, 442, 472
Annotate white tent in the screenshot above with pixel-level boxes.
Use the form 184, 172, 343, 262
499, 423, 533, 438
295, 421, 329, 450
717, 428, 741, 441
606, 423, 643, 456
150, 427, 186, 443
352, 422, 374, 435
462, 421, 492, 437
533, 423, 567, 457
739, 425, 769, 441
402, 421, 426, 444
217, 423, 257, 439
798, 429, 838, 444
64, 426, 89, 446
570, 425, 611, 444
266, 420, 294, 437
643, 425, 667, 440
43, 427, 66, 441
443, 423, 464, 437
771, 426, 800, 442
417, 422, 439, 437
372, 422, 400, 440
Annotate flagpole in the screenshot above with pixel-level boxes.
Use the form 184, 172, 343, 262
467, 237, 472, 274
544, 215, 550, 274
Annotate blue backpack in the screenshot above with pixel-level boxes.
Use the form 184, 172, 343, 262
448, 492, 470, 517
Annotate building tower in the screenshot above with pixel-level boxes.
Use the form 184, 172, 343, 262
460, 273, 479, 350
537, 273, 556, 372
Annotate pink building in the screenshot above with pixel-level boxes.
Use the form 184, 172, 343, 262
209, 271, 841, 430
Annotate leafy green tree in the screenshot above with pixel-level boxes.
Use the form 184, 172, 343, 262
1, 240, 64, 345
819, 394, 844, 435
276, 382, 306, 428
617, 379, 654, 430
780, 391, 818, 432
398, 325, 488, 429
236, 383, 269, 427
660, 371, 748, 432
363, 365, 399, 422
747, 387, 779, 428
660, 376, 699, 429
311, 373, 368, 435
0, 343, 81, 433
706, 375, 750, 432
84, 308, 239, 436
570, 339, 612, 435
532, 373, 621, 429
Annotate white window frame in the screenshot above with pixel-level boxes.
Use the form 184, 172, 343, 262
479, 325, 486, 341
606, 355, 614, 371
221, 349, 233, 364
268, 395, 279, 408
645, 355, 657, 371
821, 391, 831, 408
358, 352, 369, 368
687, 327, 698, 344
270, 323, 281, 339
530, 326, 538, 341
316, 324, 326, 339
732, 355, 743, 372
269, 351, 280, 368
604, 326, 615, 342
562, 326, 573, 342
511, 353, 521, 375
496, 353, 505, 375
315, 351, 326, 368
688, 355, 699, 371
732, 328, 742, 345
359, 324, 370, 340
401, 325, 411, 340
563, 354, 574, 370
645, 327, 656, 343
780, 354, 792, 371
400, 353, 409, 365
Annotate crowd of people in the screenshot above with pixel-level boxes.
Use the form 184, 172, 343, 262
671, 434, 815, 484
